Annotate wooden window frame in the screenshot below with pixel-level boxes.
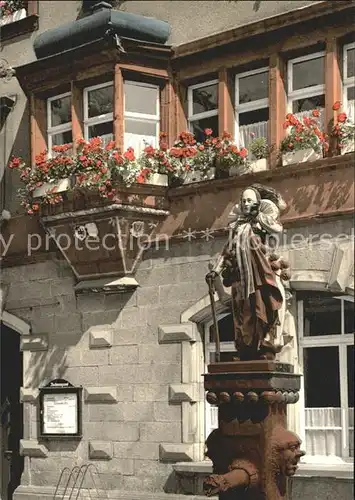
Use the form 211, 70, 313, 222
83, 81, 114, 143
297, 295, 354, 462
286, 51, 326, 114
187, 78, 219, 133
343, 42, 355, 113
46, 91, 72, 155
234, 66, 269, 147
123, 80, 160, 153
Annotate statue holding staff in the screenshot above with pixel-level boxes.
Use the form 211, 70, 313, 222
206, 184, 291, 362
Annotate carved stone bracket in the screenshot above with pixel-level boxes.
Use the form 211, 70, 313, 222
40, 201, 169, 288
0, 59, 16, 82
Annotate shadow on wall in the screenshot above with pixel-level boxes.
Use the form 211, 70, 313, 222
3, 100, 31, 215
22, 287, 137, 389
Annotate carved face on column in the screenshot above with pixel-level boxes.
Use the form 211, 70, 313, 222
241, 188, 260, 216
271, 428, 305, 477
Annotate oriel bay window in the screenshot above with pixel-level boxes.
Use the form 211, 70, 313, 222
298, 293, 354, 461
188, 79, 219, 141
235, 67, 269, 148
287, 51, 325, 124
343, 43, 355, 120
47, 92, 72, 152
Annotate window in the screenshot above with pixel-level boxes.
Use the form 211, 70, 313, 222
287, 52, 325, 124
235, 67, 269, 148
343, 43, 355, 121
84, 82, 114, 146
188, 79, 218, 142
298, 294, 354, 461
124, 81, 160, 156
47, 92, 72, 153
204, 313, 236, 438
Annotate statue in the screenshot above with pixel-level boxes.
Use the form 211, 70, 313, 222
203, 426, 305, 498
206, 184, 291, 362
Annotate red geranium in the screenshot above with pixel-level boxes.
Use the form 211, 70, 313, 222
332, 101, 341, 111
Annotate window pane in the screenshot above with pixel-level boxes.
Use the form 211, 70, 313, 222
348, 345, 354, 407
125, 119, 157, 136
88, 85, 113, 118
51, 130, 72, 146
192, 83, 218, 115
303, 296, 341, 336
345, 300, 354, 334
292, 56, 325, 91
304, 347, 340, 407
239, 108, 269, 126
238, 71, 268, 104
88, 121, 113, 140
124, 83, 159, 116
209, 314, 234, 343
190, 115, 218, 142
347, 86, 355, 102
50, 95, 71, 126
346, 47, 355, 78
292, 95, 325, 114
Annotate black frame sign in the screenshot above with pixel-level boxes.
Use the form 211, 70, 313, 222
39, 379, 82, 439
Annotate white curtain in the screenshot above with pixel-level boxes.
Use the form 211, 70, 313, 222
124, 133, 157, 156
294, 108, 325, 129
100, 133, 114, 147
239, 120, 268, 149
305, 408, 343, 457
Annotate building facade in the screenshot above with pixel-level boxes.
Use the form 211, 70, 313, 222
0, 1, 354, 499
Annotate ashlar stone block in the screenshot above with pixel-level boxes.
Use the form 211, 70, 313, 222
159, 443, 194, 462
89, 325, 113, 348
84, 386, 118, 403
158, 323, 195, 343
20, 335, 48, 352
169, 384, 196, 403
89, 441, 113, 460
20, 440, 48, 458
20, 388, 39, 403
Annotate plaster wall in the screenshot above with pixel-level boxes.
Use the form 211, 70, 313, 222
1, 217, 353, 497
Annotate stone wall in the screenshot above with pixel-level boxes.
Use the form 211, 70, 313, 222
1, 217, 353, 498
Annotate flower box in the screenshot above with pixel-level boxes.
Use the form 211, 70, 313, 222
146, 173, 168, 186
340, 143, 355, 156
0, 8, 26, 26
282, 148, 322, 166
250, 158, 268, 172
229, 164, 250, 177
183, 167, 215, 184
32, 178, 71, 198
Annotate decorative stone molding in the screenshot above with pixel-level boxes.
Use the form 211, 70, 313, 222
169, 384, 197, 404
328, 241, 354, 293
1, 311, 30, 335
88, 325, 113, 348
158, 323, 196, 343
159, 444, 195, 462
20, 388, 39, 403
20, 334, 48, 351
88, 441, 113, 460
289, 271, 329, 291
20, 440, 48, 458
84, 386, 118, 403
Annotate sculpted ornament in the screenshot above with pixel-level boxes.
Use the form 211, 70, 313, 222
206, 184, 291, 362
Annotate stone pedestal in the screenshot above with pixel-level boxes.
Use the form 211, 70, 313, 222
203, 361, 304, 499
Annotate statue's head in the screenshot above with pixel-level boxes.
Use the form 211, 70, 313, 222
240, 187, 260, 216
271, 427, 305, 477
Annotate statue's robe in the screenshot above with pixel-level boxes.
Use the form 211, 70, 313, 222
226, 200, 283, 359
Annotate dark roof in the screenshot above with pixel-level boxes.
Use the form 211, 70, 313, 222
33, 2, 171, 60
